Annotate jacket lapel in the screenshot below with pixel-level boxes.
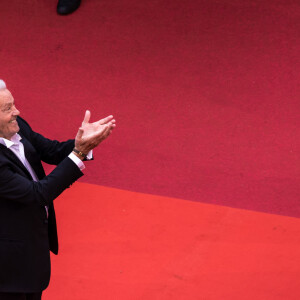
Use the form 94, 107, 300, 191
20, 135, 36, 167
19, 134, 46, 180
0, 143, 33, 180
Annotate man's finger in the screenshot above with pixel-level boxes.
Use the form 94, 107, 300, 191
95, 124, 110, 141
98, 115, 114, 125
82, 110, 91, 124
110, 121, 116, 129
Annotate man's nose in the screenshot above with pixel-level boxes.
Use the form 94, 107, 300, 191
13, 107, 20, 116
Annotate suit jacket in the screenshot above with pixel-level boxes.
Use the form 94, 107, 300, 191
0, 117, 83, 293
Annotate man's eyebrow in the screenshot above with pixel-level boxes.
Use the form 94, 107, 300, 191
3, 101, 14, 107
1, 102, 13, 110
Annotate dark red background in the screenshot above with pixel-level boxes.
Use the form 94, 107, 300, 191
0, 0, 299, 216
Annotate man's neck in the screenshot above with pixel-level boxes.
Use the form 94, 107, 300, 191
0, 132, 18, 141
0, 133, 20, 147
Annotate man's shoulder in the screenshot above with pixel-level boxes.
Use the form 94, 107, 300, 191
17, 116, 30, 128
17, 116, 32, 134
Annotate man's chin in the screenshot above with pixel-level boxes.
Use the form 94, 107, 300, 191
10, 124, 20, 136
12, 123, 19, 131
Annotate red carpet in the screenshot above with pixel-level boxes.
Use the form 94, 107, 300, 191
0, 0, 300, 298
45, 183, 300, 300
1, 0, 299, 216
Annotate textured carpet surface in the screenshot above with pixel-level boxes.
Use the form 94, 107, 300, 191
0, 0, 299, 217
45, 183, 300, 300
0, 0, 300, 299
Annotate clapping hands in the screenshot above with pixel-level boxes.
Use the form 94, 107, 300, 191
75, 110, 116, 155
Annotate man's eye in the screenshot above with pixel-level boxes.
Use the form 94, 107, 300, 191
1, 106, 12, 112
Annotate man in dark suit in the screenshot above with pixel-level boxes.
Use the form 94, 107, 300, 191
0, 80, 116, 300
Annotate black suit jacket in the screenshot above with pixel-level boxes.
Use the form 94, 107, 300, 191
0, 117, 83, 293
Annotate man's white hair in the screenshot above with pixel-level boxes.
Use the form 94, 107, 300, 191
0, 79, 7, 90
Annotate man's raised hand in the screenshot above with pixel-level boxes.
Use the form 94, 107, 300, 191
81, 110, 116, 139
75, 110, 116, 154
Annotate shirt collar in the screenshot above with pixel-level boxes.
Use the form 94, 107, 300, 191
0, 133, 22, 149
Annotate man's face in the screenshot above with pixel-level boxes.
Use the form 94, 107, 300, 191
0, 89, 20, 140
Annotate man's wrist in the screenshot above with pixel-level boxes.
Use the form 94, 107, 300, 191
72, 148, 87, 160
72, 149, 85, 161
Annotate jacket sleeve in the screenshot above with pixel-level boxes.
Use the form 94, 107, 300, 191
18, 117, 75, 165
0, 157, 83, 206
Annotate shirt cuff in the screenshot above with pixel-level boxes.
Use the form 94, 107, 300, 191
86, 150, 93, 160
68, 152, 85, 171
